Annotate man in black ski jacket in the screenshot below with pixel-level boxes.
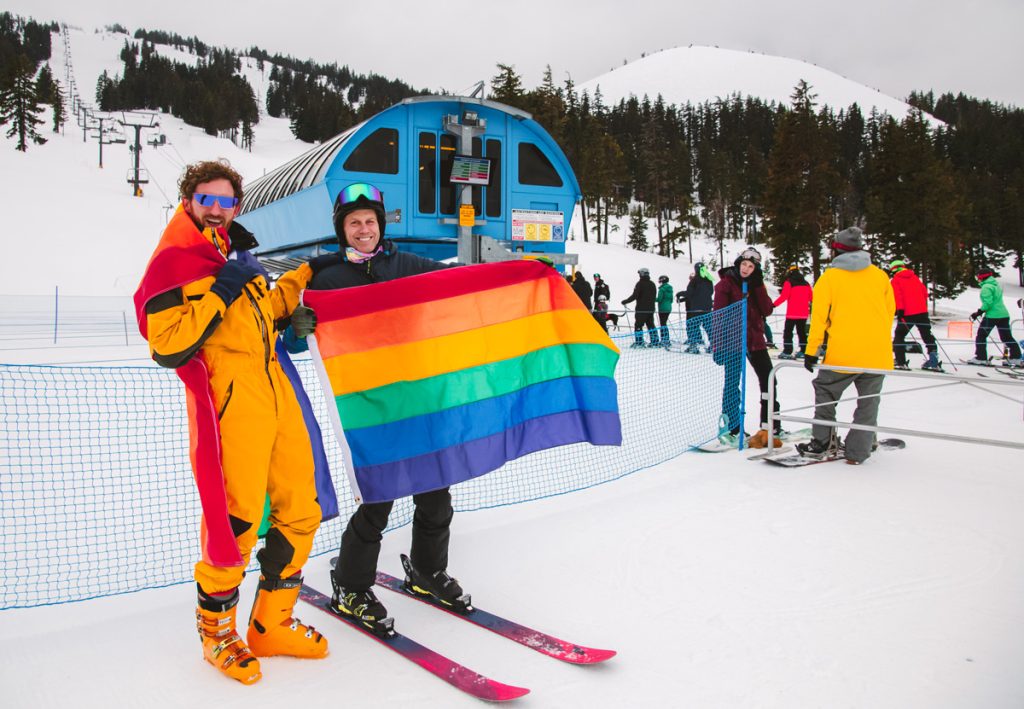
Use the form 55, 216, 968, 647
571, 271, 594, 311
680, 262, 714, 353
290, 182, 467, 636
622, 267, 658, 347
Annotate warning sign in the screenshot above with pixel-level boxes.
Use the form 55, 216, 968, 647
511, 209, 564, 242
459, 204, 475, 227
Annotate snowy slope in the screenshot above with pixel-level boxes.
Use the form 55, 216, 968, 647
580, 45, 923, 116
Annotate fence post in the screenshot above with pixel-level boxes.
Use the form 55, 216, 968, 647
53, 286, 58, 344
739, 282, 748, 451
123, 311, 129, 346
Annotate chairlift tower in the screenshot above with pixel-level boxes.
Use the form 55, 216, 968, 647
119, 111, 159, 197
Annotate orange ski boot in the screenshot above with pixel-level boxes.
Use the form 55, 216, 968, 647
247, 575, 328, 659
196, 587, 262, 685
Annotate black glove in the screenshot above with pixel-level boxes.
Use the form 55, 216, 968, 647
210, 260, 261, 307
970, 309, 983, 322
804, 354, 818, 373
290, 305, 317, 338
308, 253, 341, 275
895, 309, 904, 321
621, 300, 628, 306
745, 272, 764, 289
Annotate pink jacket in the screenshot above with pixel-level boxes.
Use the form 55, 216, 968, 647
773, 282, 812, 319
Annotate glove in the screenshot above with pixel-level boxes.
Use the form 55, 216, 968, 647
895, 309, 904, 321
621, 300, 628, 306
210, 260, 261, 307
970, 309, 983, 322
745, 272, 763, 289
804, 354, 818, 373
290, 305, 317, 338
308, 252, 341, 275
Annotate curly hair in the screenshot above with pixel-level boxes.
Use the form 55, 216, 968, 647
178, 159, 243, 202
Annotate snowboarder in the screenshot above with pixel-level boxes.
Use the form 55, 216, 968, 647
656, 275, 674, 347
797, 227, 895, 464
966, 267, 1022, 366
136, 160, 331, 685
772, 266, 813, 360
711, 247, 782, 449
290, 182, 470, 637
622, 267, 659, 347
888, 259, 940, 370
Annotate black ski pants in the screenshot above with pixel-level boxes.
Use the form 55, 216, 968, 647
893, 312, 937, 365
781, 318, 808, 355
633, 311, 658, 345
975, 316, 1022, 360
333, 488, 453, 591
658, 311, 671, 344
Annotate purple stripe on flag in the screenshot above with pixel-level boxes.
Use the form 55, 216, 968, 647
354, 410, 622, 503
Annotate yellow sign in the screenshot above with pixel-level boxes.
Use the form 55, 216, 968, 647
459, 204, 475, 227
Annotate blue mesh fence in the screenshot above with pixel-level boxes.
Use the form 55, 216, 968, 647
0, 300, 747, 609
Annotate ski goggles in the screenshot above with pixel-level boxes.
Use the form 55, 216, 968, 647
336, 183, 384, 206
193, 193, 239, 209
738, 247, 762, 264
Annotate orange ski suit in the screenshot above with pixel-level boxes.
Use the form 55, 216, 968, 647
144, 210, 320, 594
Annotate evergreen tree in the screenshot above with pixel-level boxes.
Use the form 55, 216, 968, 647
489, 63, 526, 108
865, 110, 967, 302
627, 206, 649, 251
762, 80, 839, 279
0, 54, 46, 150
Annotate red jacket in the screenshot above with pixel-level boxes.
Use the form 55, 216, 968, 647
890, 268, 928, 316
772, 281, 812, 319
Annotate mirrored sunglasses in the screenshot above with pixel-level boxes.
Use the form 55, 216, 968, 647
193, 193, 239, 209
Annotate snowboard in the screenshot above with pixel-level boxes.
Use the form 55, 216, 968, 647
761, 438, 905, 467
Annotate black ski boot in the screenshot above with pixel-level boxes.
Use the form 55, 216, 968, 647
400, 554, 473, 613
796, 433, 840, 460
330, 577, 394, 637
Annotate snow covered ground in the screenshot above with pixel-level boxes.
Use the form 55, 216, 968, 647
1, 27, 1023, 709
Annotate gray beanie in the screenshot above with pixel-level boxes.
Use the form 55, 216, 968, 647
833, 226, 864, 252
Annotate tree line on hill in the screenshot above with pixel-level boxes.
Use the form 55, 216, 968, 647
2, 16, 1020, 297
488, 64, 1024, 296
0, 13, 63, 151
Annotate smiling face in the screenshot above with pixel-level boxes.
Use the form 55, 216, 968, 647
183, 178, 240, 232
738, 260, 756, 278
342, 208, 382, 254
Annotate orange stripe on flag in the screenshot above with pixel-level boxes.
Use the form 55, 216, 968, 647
321, 309, 613, 396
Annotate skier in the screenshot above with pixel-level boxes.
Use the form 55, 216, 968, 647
622, 267, 659, 347
593, 273, 610, 302
656, 275, 674, 347
711, 247, 782, 449
136, 160, 331, 685
772, 266, 813, 360
290, 182, 469, 636
966, 267, 1023, 366
680, 262, 713, 353
571, 271, 594, 312
797, 227, 895, 464
888, 259, 940, 371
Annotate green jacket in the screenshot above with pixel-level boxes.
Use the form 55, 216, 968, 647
657, 283, 674, 312
979, 276, 1010, 319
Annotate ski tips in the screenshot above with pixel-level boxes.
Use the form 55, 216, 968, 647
565, 647, 617, 664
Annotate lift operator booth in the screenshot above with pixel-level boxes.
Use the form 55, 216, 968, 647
237, 95, 582, 268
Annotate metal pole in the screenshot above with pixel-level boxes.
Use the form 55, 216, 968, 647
122, 311, 129, 346
738, 282, 748, 451
53, 285, 58, 344
97, 116, 104, 168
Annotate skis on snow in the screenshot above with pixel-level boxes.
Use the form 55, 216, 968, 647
373, 555, 616, 665
298, 583, 530, 701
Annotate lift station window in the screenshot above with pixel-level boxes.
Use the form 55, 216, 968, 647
518, 142, 563, 187
486, 139, 502, 218
343, 127, 399, 174
418, 132, 436, 214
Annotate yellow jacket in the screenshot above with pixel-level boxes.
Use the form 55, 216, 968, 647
805, 251, 895, 370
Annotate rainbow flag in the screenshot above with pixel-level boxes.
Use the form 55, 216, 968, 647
304, 260, 621, 504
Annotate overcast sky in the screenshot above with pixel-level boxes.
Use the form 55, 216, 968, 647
10, 0, 1024, 107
